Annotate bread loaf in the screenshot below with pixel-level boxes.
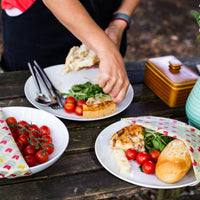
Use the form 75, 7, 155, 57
155, 139, 192, 183
62, 44, 99, 74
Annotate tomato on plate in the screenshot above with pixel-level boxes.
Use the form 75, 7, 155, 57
149, 149, 160, 163
24, 155, 37, 167
64, 102, 75, 113
6, 117, 17, 125
40, 125, 51, 136
41, 135, 53, 144
42, 143, 54, 154
76, 99, 86, 107
24, 145, 37, 156
136, 152, 150, 165
65, 96, 76, 105
17, 134, 28, 146
125, 148, 137, 160
142, 160, 155, 174
75, 105, 83, 116
35, 150, 49, 164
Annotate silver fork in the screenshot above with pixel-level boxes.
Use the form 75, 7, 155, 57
33, 65, 62, 110
34, 60, 65, 108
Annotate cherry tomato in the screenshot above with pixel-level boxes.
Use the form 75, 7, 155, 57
16, 141, 25, 152
24, 145, 37, 156
40, 125, 51, 136
125, 148, 137, 160
28, 124, 39, 132
42, 143, 54, 154
17, 134, 28, 147
17, 121, 29, 136
149, 150, 160, 163
41, 135, 53, 144
74, 105, 83, 116
64, 102, 75, 113
35, 150, 49, 164
24, 155, 37, 167
76, 99, 86, 107
65, 96, 76, 105
136, 152, 150, 165
17, 120, 28, 126
6, 117, 17, 125
142, 160, 155, 174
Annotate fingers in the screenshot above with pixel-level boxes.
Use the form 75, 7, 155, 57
98, 69, 130, 104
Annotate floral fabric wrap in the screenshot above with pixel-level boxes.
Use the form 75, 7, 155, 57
122, 116, 200, 183
0, 108, 31, 178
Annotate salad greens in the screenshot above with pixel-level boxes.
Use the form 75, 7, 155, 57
64, 81, 109, 101
142, 129, 174, 153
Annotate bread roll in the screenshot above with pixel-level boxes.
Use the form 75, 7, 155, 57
155, 139, 192, 183
62, 44, 99, 74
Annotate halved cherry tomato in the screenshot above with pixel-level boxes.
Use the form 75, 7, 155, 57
149, 150, 160, 163
136, 152, 150, 165
125, 148, 137, 160
64, 102, 75, 113
76, 99, 86, 107
142, 160, 155, 174
74, 105, 83, 116
65, 96, 76, 105
40, 125, 51, 136
35, 150, 49, 164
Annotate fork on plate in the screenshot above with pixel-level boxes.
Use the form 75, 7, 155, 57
28, 61, 65, 109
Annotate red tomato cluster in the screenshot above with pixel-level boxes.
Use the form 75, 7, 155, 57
125, 148, 160, 174
6, 117, 54, 167
64, 97, 86, 116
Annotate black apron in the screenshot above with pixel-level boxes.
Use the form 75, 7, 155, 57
0, 0, 126, 71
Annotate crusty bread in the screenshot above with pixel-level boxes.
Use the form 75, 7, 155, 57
110, 125, 145, 152
82, 97, 117, 118
62, 44, 100, 74
155, 139, 192, 183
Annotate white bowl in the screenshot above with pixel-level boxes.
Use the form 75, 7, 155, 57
2, 106, 69, 174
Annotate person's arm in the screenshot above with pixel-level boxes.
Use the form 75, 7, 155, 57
105, 0, 140, 49
42, 0, 139, 103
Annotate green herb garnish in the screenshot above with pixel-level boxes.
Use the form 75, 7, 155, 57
65, 81, 109, 101
142, 129, 174, 153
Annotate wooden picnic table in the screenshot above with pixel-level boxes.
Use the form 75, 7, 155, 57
0, 56, 200, 200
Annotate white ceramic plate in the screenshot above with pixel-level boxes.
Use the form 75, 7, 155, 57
95, 120, 198, 189
24, 64, 134, 121
2, 106, 69, 174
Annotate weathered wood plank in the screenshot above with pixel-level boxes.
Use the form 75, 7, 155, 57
0, 170, 146, 200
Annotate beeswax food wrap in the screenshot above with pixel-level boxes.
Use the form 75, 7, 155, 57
123, 116, 200, 183
0, 108, 31, 178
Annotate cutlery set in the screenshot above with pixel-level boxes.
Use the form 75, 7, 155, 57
28, 61, 65, 109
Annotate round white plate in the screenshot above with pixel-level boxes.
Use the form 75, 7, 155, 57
24, 64, 134, 121
2, 106, 69, 174
95, 120, 198, 189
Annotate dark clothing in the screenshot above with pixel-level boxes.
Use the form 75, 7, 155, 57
1, 0, 127, 71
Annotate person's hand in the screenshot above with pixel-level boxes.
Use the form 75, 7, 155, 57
97, 45, 129, 104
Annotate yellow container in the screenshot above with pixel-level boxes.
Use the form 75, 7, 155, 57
144, 55, 199, 107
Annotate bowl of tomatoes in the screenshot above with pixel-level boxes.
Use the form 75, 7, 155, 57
2, 106, 69, 174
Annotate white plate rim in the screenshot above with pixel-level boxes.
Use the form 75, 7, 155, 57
24, 64, 134, 121
95, 119, 198, 189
